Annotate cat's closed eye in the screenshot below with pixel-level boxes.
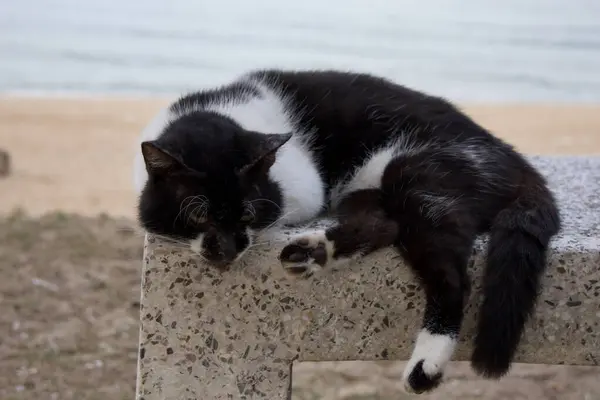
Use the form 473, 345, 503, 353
240, 209, 255, 223
190, 215, 208, 225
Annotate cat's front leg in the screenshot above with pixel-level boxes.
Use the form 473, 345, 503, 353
278, 229, 336, 275
279, 189, 398, 276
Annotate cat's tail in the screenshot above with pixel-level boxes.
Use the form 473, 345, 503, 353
471, 177, 561, 378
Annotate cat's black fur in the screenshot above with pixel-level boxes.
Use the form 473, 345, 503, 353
137, 69, 561, 393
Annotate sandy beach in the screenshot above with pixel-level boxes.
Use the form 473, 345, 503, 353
1, 98, 599, 218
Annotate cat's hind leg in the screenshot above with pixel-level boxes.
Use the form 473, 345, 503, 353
397, 226, 473, 394
380, 154, 476, 394
279, 189, 397, 276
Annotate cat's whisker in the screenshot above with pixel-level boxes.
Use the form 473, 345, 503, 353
191, 252, 209, 263
157, 240, 190, 249
175, 195, 207, 227
186, 201, 206, 224
244, 240, 273, 250
250, 198, 282, 212
181, 198, 208, 227
184, 199, 205, 216
199, 201, 209, 219
256, 208, 299, 234
150, 234, 191, 249
244, 200, 258, 219
177, 195, 200, 216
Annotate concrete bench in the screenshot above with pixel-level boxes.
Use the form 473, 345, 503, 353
135, 156, 600, 400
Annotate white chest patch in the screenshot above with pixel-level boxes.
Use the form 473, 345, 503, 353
329, 134, 433, 208
329, 143, 397, 208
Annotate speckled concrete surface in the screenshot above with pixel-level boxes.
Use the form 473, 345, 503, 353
136, 156, 600, 400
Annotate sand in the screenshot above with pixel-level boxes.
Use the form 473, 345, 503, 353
1, 98, 600, 217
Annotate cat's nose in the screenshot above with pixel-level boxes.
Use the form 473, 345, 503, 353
218, 235, 238, 262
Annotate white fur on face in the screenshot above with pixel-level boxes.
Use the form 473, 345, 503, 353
402, 329, 457, 393
233, 227, 256, 263
189, 233, 205, 256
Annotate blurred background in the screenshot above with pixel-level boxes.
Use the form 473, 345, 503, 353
0, 0, 599, 399
2, 0, 600, 100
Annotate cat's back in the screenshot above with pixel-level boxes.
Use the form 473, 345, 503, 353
252, 69, 507, 159
249, 69, 445, 119
251, 69, 490, 142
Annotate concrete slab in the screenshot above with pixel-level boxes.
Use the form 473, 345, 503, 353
135, 156, 600, 400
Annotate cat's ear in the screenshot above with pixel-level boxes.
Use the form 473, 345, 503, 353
141, 141, 184, 176
237, 132, 293, 180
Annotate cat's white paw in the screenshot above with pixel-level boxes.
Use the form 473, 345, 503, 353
402, 330, 456, 394
278, 230, 334, 276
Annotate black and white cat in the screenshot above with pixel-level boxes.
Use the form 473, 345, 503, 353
133, 69, 560, 394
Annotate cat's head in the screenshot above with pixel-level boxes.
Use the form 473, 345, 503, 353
137, 111, 291, 268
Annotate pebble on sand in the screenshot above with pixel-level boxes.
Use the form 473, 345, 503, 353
0, 149, 10, 177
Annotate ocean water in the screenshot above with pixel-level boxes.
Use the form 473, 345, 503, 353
1, 0, 600, 101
